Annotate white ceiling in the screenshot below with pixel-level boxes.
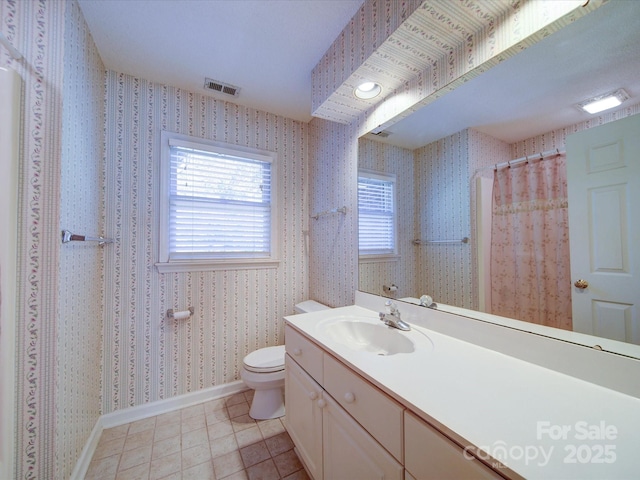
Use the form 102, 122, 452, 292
78, 0, 640, 150
381, 0, 640, 149
77, 0, 364, 123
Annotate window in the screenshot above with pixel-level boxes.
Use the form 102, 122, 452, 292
157, 132, 278, 272
358, 170, 398, 260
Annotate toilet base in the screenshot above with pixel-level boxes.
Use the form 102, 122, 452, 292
249, 387, 285, 420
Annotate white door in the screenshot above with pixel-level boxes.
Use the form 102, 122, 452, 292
566, 114, 640, 344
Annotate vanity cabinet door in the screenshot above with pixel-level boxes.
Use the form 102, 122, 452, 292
404, 411, 502, 480
322, 391, 403, 480
285, 355, 323, 480
323, 353, 404, 461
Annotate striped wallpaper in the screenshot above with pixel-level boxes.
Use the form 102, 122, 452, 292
4, 0, 638, 478
102, 71, 310, 413
357, 138, 416, 299
57, 0, 105, 478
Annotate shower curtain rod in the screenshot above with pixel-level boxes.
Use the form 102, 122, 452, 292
477, 147, 566, 173
0, 31, 22, 60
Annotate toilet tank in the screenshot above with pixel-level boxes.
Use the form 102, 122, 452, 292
294, 300, 330, 314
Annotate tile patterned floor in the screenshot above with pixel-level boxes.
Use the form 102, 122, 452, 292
85, 391, 310, 480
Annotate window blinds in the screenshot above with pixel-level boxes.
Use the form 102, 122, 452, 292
169, 144, 272, 259
358, 174, 396, 255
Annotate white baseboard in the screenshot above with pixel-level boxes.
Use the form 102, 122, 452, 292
71, 381, 248, 479
101, 380, 248, 428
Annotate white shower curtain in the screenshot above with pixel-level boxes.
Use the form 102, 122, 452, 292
490, 154, 572, 330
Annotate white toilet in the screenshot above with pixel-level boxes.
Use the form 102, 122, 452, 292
241, 300, 330, 420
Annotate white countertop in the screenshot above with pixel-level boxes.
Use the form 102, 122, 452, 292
285, 305, 640, 479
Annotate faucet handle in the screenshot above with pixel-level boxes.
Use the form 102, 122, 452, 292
385, 300, 399, 316
419, 295, 437, 309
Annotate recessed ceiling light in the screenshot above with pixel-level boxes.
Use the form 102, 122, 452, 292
354, 82, 382, 99
578, 89, 629, 114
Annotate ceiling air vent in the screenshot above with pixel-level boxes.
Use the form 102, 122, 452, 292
204, 78, 240, 97
371, 130, 390, 138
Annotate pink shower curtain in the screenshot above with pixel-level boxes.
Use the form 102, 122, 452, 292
490, 155, 572, 330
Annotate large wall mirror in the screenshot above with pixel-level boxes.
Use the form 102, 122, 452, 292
358, 1, 640, 358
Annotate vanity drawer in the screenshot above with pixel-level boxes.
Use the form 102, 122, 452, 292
404, 411, 503, 479
323, 354, 404, 462
285, 324, 324, 384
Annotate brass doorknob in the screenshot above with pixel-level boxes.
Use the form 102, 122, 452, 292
574, 279, 589, 289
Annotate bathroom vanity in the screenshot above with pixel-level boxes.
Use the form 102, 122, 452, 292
284, 292, 640, 480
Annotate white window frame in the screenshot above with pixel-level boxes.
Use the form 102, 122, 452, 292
156, 131, 279, 273
358, 169, 399, 263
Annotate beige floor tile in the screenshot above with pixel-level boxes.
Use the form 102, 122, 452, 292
94, 436, 126, 460
272, 449, 303, 478
182, 411, 207, 433
152, 435, 181, 460
256, 419, 285, 439
203, 397, 228, 413
228, 402, 250, 419
230, 414, 256, 433
235, 426, 263, 448
156, 472, 180, 480
282, 469, 310, 480
88, 393, 302, 480
183, 459, 215, 480
246, 458, 280, 480
182, 442, 212, 470
154, 421, 181, 443
181, 403, 204, 419
225, 393, 248, 407
101, 424, 130, 443
239, 441, 270, 469
210, 433, 239, 459
118, 444, 152, 472
206, 407, 230, 425
115, 461, 150, 480
208, 420, 234, 440
128, 416, 157, 435
221, 470, 249, 480
264, 432, 293, 457
155, 409, 182, 427
243, 390, 255, 403
149, 451, 181, 480
182, 426, 209, 449
125, 429, 155, 450
86, 453, 121, 480
212, 450, 245, 479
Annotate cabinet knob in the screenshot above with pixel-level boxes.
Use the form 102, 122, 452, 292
343, 392, 355, 404
293, 348, 302, 356
308, 391, 318, 400
317, 398, 326, 409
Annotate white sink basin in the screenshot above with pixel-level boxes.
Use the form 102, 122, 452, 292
320, 318, 415, 356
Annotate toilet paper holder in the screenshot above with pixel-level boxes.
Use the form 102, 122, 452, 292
383, 284, 398, 294
167, 307, 195, 319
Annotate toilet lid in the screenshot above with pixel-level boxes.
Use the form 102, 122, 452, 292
244, 345, 285, 373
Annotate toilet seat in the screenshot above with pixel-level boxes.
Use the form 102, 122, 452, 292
243, 345, 285, 373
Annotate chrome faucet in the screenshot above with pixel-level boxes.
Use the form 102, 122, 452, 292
379, 300, 411, 331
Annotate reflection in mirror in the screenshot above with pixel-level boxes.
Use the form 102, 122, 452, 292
357, 1, 640, 357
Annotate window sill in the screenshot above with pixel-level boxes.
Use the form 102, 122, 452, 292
155, 259, 280, 273
358, 254, 400, 264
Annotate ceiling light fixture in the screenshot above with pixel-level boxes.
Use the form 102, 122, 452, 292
354, 81, 382, 100
578, 89, 629, 114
